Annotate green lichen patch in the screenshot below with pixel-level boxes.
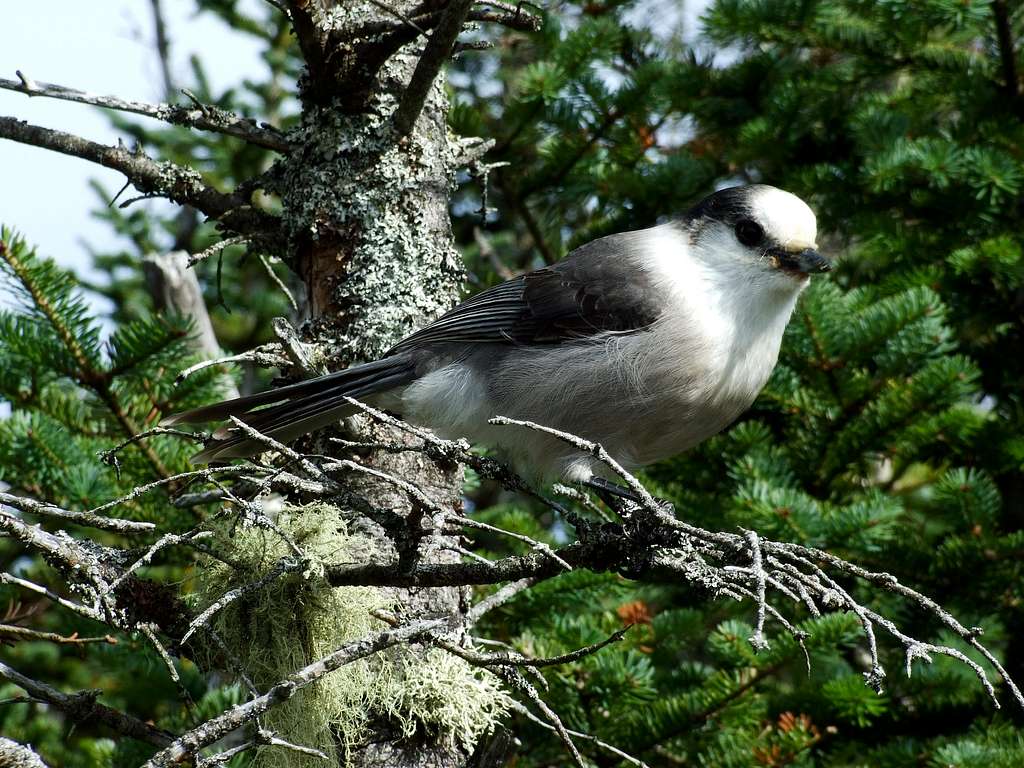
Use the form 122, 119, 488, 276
191, 503, 510, 766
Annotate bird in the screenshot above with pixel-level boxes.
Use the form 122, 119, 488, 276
163, 184, 830, 486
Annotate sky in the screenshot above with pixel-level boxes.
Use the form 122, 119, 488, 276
1, 1, 717, 290
0, 2, 266, 287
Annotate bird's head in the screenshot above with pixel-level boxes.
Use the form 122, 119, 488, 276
686, 185, 830, 287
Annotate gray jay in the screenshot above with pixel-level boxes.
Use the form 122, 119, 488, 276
165, 184, 830, 482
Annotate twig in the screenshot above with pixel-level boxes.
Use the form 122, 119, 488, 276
149, 0, 175, 96
98, 427, 207, 468
468, 577, 537, 623
0, 660, 173, 747
196, 728, 329, 767
0, 492, 154, 534
187, 236, 249, 268
367, 0, 428, 36
744, 529, 769, 652
0, 117, 277, 238
498, 667, 585, 767
489, 416, 659, 512
87, 466, 258, 516
174, 344, 290, 385
180, 557, 301, 646
101, 530, 213, 598
450, 514, 571, 571
229, 417, 330, 482
0, 573, 104, 623
259, 254, 298, 311
511, 701, 651, 768
466, 7, 542, 30
0, 624, 116, 646
138, 623, 195, 709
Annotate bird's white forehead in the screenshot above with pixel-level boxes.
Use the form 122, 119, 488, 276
749, 186, 817, 251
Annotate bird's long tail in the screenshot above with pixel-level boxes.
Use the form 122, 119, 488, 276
161, 355, 416, 463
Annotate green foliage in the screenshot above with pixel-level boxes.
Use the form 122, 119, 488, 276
0, 226, 237, 765
452, 0, 1024, 765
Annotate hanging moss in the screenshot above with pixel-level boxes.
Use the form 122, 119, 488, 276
191, 502, 510, 767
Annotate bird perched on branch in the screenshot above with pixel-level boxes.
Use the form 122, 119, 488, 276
165, 185, 830, 486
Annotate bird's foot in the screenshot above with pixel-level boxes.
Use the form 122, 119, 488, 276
582, 477, 675, 517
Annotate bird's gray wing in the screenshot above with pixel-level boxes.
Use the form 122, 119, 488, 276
387, 233, 660, 355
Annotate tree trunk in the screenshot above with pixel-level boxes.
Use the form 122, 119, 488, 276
274, 4, 469, 765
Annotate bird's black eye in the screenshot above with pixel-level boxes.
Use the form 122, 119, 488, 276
734, 219, 765, 247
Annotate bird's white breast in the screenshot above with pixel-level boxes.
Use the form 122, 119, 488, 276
624, 223, 803, 464
398, 224, 804, 482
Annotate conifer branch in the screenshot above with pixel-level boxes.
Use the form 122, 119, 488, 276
0, 73, 290, 152
393, 0, 475, 135
0, 660, 174, 747
0, 117, 279, 239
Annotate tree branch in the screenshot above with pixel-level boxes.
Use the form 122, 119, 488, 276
0, 117, 279, 238
393, 0, 475, 136
992, 0, 1019, 99
0, 660, 174, 747
0, 74, 290, 152
141, 617, 446, 767
0, 491, 155, 534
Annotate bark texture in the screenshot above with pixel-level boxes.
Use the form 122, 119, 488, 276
275, 3, 468, 765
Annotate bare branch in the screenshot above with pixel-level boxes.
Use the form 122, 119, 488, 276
0, 573, 105, 623
259, 254, 298, 311
180, 557, 301, 646
466, 6, 543, 31
0, 624, 117, 647
393, 0, 476, 136
744, 529, 769, 652
186, 235, 249, 268
0, 117, 278, 238
0, 491, 155, 534
489, 416, 660, 512
0, 73, 290, 152
511, 701, 651, 768
174, 344, 290, 385
0, 660, 174, 747
99, 427, 207, 470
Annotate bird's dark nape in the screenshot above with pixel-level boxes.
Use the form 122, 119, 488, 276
163, 354, 416, 463
684, 184, 756, 226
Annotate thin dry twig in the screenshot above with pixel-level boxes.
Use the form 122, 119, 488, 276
174, 344, 291, 385
0, 624, 116, 647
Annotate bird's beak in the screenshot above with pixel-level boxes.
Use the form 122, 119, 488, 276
770, 247, 831, 275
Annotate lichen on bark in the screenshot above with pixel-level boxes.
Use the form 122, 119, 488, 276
191, 503, 509, 768
257, 4, 486, 765
276, 64, 464, 362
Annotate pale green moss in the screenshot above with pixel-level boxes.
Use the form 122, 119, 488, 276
192, 503, 510, 767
